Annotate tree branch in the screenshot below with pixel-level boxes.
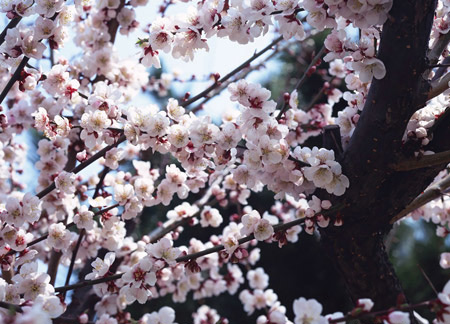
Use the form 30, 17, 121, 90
47, 133, 80, 285
0, 56, 29, 105
5, 203, 120, 258
0, 17, 21, 46
62, 229, 85, 290
47, 252, 62, 285
428, 31, 450, 66
36, 135, 126, 199
428, 71, 450, 100
54, 204, 342, 293
329, 299, 432, 323
431, 56, 450, 81
0, 301, 22, 313
390, 150, 450, 171
390, 171, 450, 223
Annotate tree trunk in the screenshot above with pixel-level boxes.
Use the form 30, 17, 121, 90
319, 0, 443, 318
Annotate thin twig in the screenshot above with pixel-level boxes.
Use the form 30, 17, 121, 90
304, 76, 337, 112
276, 45, 326, 120
182, 36, 284, 108
54, 272, 123, 293
189, 43, 287, 113
63, 229, 85, 289
48, 40, 54, 67
416, 263, 438, 294
63, 167, 111, 292
36, 135, 126, 199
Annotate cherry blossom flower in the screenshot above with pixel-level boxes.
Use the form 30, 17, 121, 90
149, 17, 174, 53
55, 171, 77, 194
293, 297, 327, 324
193, 305, 223, 324
172, 29, 209, 61
74, 205, 95, 230
141, 306, 177, 324
35, 16, 56, 40
81, 110, 112, 134
357, 298, 374, 312
35, 0, 65, 17
104, 148, 124, 169
167, 124, 190, 148
146, 237, 181, 265
19, 272, 54, 300
200, 206, 223, 228
223, 234, 240, 255
47, 223, 72, 250
5, 196, 25, 226
440, 252, 450, 269
385, 311, 410, 324
114, 183, 135, 205
96, 314, 118, 324
247, 267, 269, 290
21, 30, 47, 59
240, 289, 278, 315
2, 225, 33, 251
253, 219, 274, 241
86, 252, 116, 280
121, 258, 157, 304
351, 57, 386, 83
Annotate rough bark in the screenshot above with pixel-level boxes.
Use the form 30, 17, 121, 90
319, 0, 443, 316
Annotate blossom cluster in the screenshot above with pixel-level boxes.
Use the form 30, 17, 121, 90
137, 0, 306, 68
0, 261, 65, 319
0, 0, 448, 322
136, 0, 394, 69
402, 97, 447, 149
431, 0, 450, 45
1, 4, 73, 61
